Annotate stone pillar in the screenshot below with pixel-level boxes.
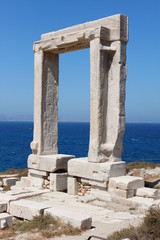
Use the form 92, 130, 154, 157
89, 38, 108, 163
104, 41, 127, 162
31, 51, 59, 155
88, 39, 127, 163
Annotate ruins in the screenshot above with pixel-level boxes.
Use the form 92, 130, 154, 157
0, 15, 160, 235
27, 14, 128, 191
12, 14, 158, 203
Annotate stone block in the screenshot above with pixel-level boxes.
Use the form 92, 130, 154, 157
20, 177, 32, 186
30, 176, 44, 188
109, 176, 144, 190
0, 202, 7, 213
81, 178, 108, 188
136, 187, 158, 199
45, 207, 92, 229
68, 158, 126, 181
9, 199, 50, 220
108, 187, 134, 199
0, 213, 12, 228
50, 173, 67, 191
68, 177, 78, 195
3, 178, 19, 186
28, 154, 75, 172
28, 169, 48, 177
0, 190, 49, 212
15, 177, 32, 189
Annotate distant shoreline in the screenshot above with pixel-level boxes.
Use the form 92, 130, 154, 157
0, 121, 160, 124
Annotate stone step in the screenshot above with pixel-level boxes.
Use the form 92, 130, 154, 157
9, 199, 51, 220
21, 177, 31, 185
109, 176, 144, 190
0, 189, 49, 211
44, 206, 92, 230
15, 176, 44, 189
0, 213, 12, 228
17, 177, 32, 188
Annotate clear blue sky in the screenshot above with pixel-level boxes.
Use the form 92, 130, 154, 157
0, 0, 160, 123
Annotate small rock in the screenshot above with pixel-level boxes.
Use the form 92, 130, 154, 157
44, 179, 50, 186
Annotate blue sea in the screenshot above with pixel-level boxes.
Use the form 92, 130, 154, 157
0, 122, 160, 171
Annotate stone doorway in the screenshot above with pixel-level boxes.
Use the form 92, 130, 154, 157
27, 14, 128, 191
30, 14, 128, 163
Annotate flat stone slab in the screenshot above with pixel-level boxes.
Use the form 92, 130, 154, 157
0, 213, 12, 228
0, 189, 49, 211
45, 207, 92, 230
109, 176, 144, 190
9, 199, 51, 220
136, 187, 158, 199
0, 174, 18, 178
68, 158, 126, 181
28, 154, 75, 172
28, 169, 48, 177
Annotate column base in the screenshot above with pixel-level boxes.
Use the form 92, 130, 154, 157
68, 157, 126, 182
28, 154, 75, 172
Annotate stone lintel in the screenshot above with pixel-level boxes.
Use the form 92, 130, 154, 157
33, 26, 110, 53
41, 14, 128, 42
68, 158, 126, 182
33, 14, 128, 53
28, 154, 75, 172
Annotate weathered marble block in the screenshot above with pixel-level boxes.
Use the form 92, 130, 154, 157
0, 213, 12, 228
50, 173, 67, 191
68, 158, 126, 182
9, 200, 50, 220
67, 177, 78, 195
108, 187, 134, 199
45, 207, 92, 230
28, 169, 48, 177
136, 187, 158, 199
109, 176, 144, 190
28, 154, 75, 172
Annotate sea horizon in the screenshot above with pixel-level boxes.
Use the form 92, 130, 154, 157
0, 121, 160, 171
0, 120, 160, 124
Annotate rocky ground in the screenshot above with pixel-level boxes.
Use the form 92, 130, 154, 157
1, 192, 145, 240
0, 163, 160, 240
